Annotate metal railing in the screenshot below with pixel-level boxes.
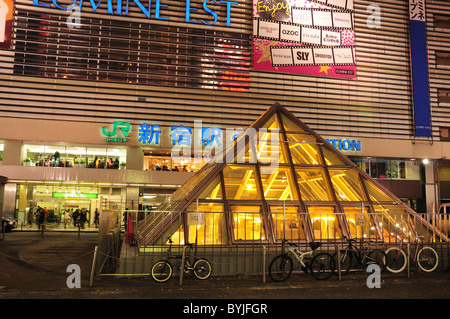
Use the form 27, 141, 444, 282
92, 208, 449, 282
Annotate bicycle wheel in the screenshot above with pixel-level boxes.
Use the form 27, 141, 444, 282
193, 259, 212, 280
366, 250, 387, 272
332, 250, 352, 275
151, 260, 173, 282
417, 247, 438, 272
269, 254, 293, 282
310, 252, 335, 280
385, 247, 407, 273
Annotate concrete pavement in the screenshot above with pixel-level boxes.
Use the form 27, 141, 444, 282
0, 231, 449, 301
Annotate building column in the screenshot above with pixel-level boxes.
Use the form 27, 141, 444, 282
3, 140, 23, 165
424, 160, 437, 216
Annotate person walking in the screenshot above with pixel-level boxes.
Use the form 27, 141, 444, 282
64, 209, 71, 229
36, 207, 46, 230
94, 208, 99, 228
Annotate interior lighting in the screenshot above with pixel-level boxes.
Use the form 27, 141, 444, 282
422, 159, 429, 164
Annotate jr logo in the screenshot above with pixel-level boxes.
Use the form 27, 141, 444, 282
102, 121, 131, 137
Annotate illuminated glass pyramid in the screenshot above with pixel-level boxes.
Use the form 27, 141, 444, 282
136, 103, 446, 245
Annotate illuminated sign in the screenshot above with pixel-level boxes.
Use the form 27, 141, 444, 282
0, 0, 13, 49
326, 139, 361, 151
32, 0, 238, 27
102, 121, 131, 143
52, 192, 98, 199
253, 0, 356, 79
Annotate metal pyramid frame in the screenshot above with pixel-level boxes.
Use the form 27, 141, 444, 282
136, 103, 447, 245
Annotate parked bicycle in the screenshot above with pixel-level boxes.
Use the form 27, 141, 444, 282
151, 237, 212, 283
385, 236, 438, 273
268, 239, 335, 282
332, 236, 387, 275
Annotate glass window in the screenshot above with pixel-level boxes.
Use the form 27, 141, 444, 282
295, 168, 333, 201
281, 114, 307, 133
186, 203, 226, 245
364, 179, 394, 202
328, 169, 366, 201
261, 114, 282, 131
372, 204, 414, 242
287, 134, 322, 165
260, 166, 298, 201
231, 205, 265, 241
222, 165, 261, 200
168, 163, 216, 202
256, 132, 286, 165
342, 206, 379, 239
321, 146, 347, 166
270, 206, 306, 241
198, 176, 223, 200
308, 206, 343, 240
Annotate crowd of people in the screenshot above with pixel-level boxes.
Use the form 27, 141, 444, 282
27, 206, 100, 229
31, 151, 123, 169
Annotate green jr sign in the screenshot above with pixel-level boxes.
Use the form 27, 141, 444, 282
101, 121, 131, 143
52, 192, 98, 199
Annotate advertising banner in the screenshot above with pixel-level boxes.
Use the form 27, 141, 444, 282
253, 0, 356, 79
409, 0, 432, 137
0, 0, 13, 49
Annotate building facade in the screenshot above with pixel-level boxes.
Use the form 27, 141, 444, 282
0, 0, 449, 226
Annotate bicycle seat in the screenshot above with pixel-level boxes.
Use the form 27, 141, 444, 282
309, 242, 322, 250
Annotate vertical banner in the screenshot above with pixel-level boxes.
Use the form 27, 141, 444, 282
253, 0, 356, 79
409, 0, 432, 137
0, 0, 13, 49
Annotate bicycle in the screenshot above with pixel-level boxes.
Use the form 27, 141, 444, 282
151, 237, 212, 283
268, 239, 335, 282
332, 236, 387, 275
385, 236, 438, 273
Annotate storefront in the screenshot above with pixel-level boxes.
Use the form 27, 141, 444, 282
1, 0, 450, 228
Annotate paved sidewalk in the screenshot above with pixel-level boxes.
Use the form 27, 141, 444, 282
0, 231, 449, 301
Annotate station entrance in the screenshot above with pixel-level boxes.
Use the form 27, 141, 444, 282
14, 182, 125, 231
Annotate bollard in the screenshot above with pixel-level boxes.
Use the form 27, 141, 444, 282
262, 245, 266, 283
407, 243, 410, 278
180, 246, 186, 286
336, 244, 341, 281
89, 246, 99, 288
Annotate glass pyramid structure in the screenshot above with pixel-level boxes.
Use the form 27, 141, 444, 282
136, 103, 447, 246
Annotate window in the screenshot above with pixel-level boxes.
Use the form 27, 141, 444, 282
350, 158, 420, 180
270, 206, 306, 241
438, 89, 450, 103
231, 206, 266, 241
434, 15, 450, 30
308, 206, 343, 240
13, 10, 251, 90
342, 206, 379, 239
22, 144, 126, 168
440, 128, 450, 141
295, 168, 333, 201
328, 169, 366, 201
260, 166, 298, 201
436, 51, 450, 66
186, 203, 226, 245
222, 165, 261, 200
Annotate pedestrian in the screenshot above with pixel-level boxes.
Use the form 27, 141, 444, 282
27, 207, 33, 226
64, 209, 71, 229
36, 207, 46, 230
79, 208, 87, 229
73, 209, 80, 227
94, 208, 99, 228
